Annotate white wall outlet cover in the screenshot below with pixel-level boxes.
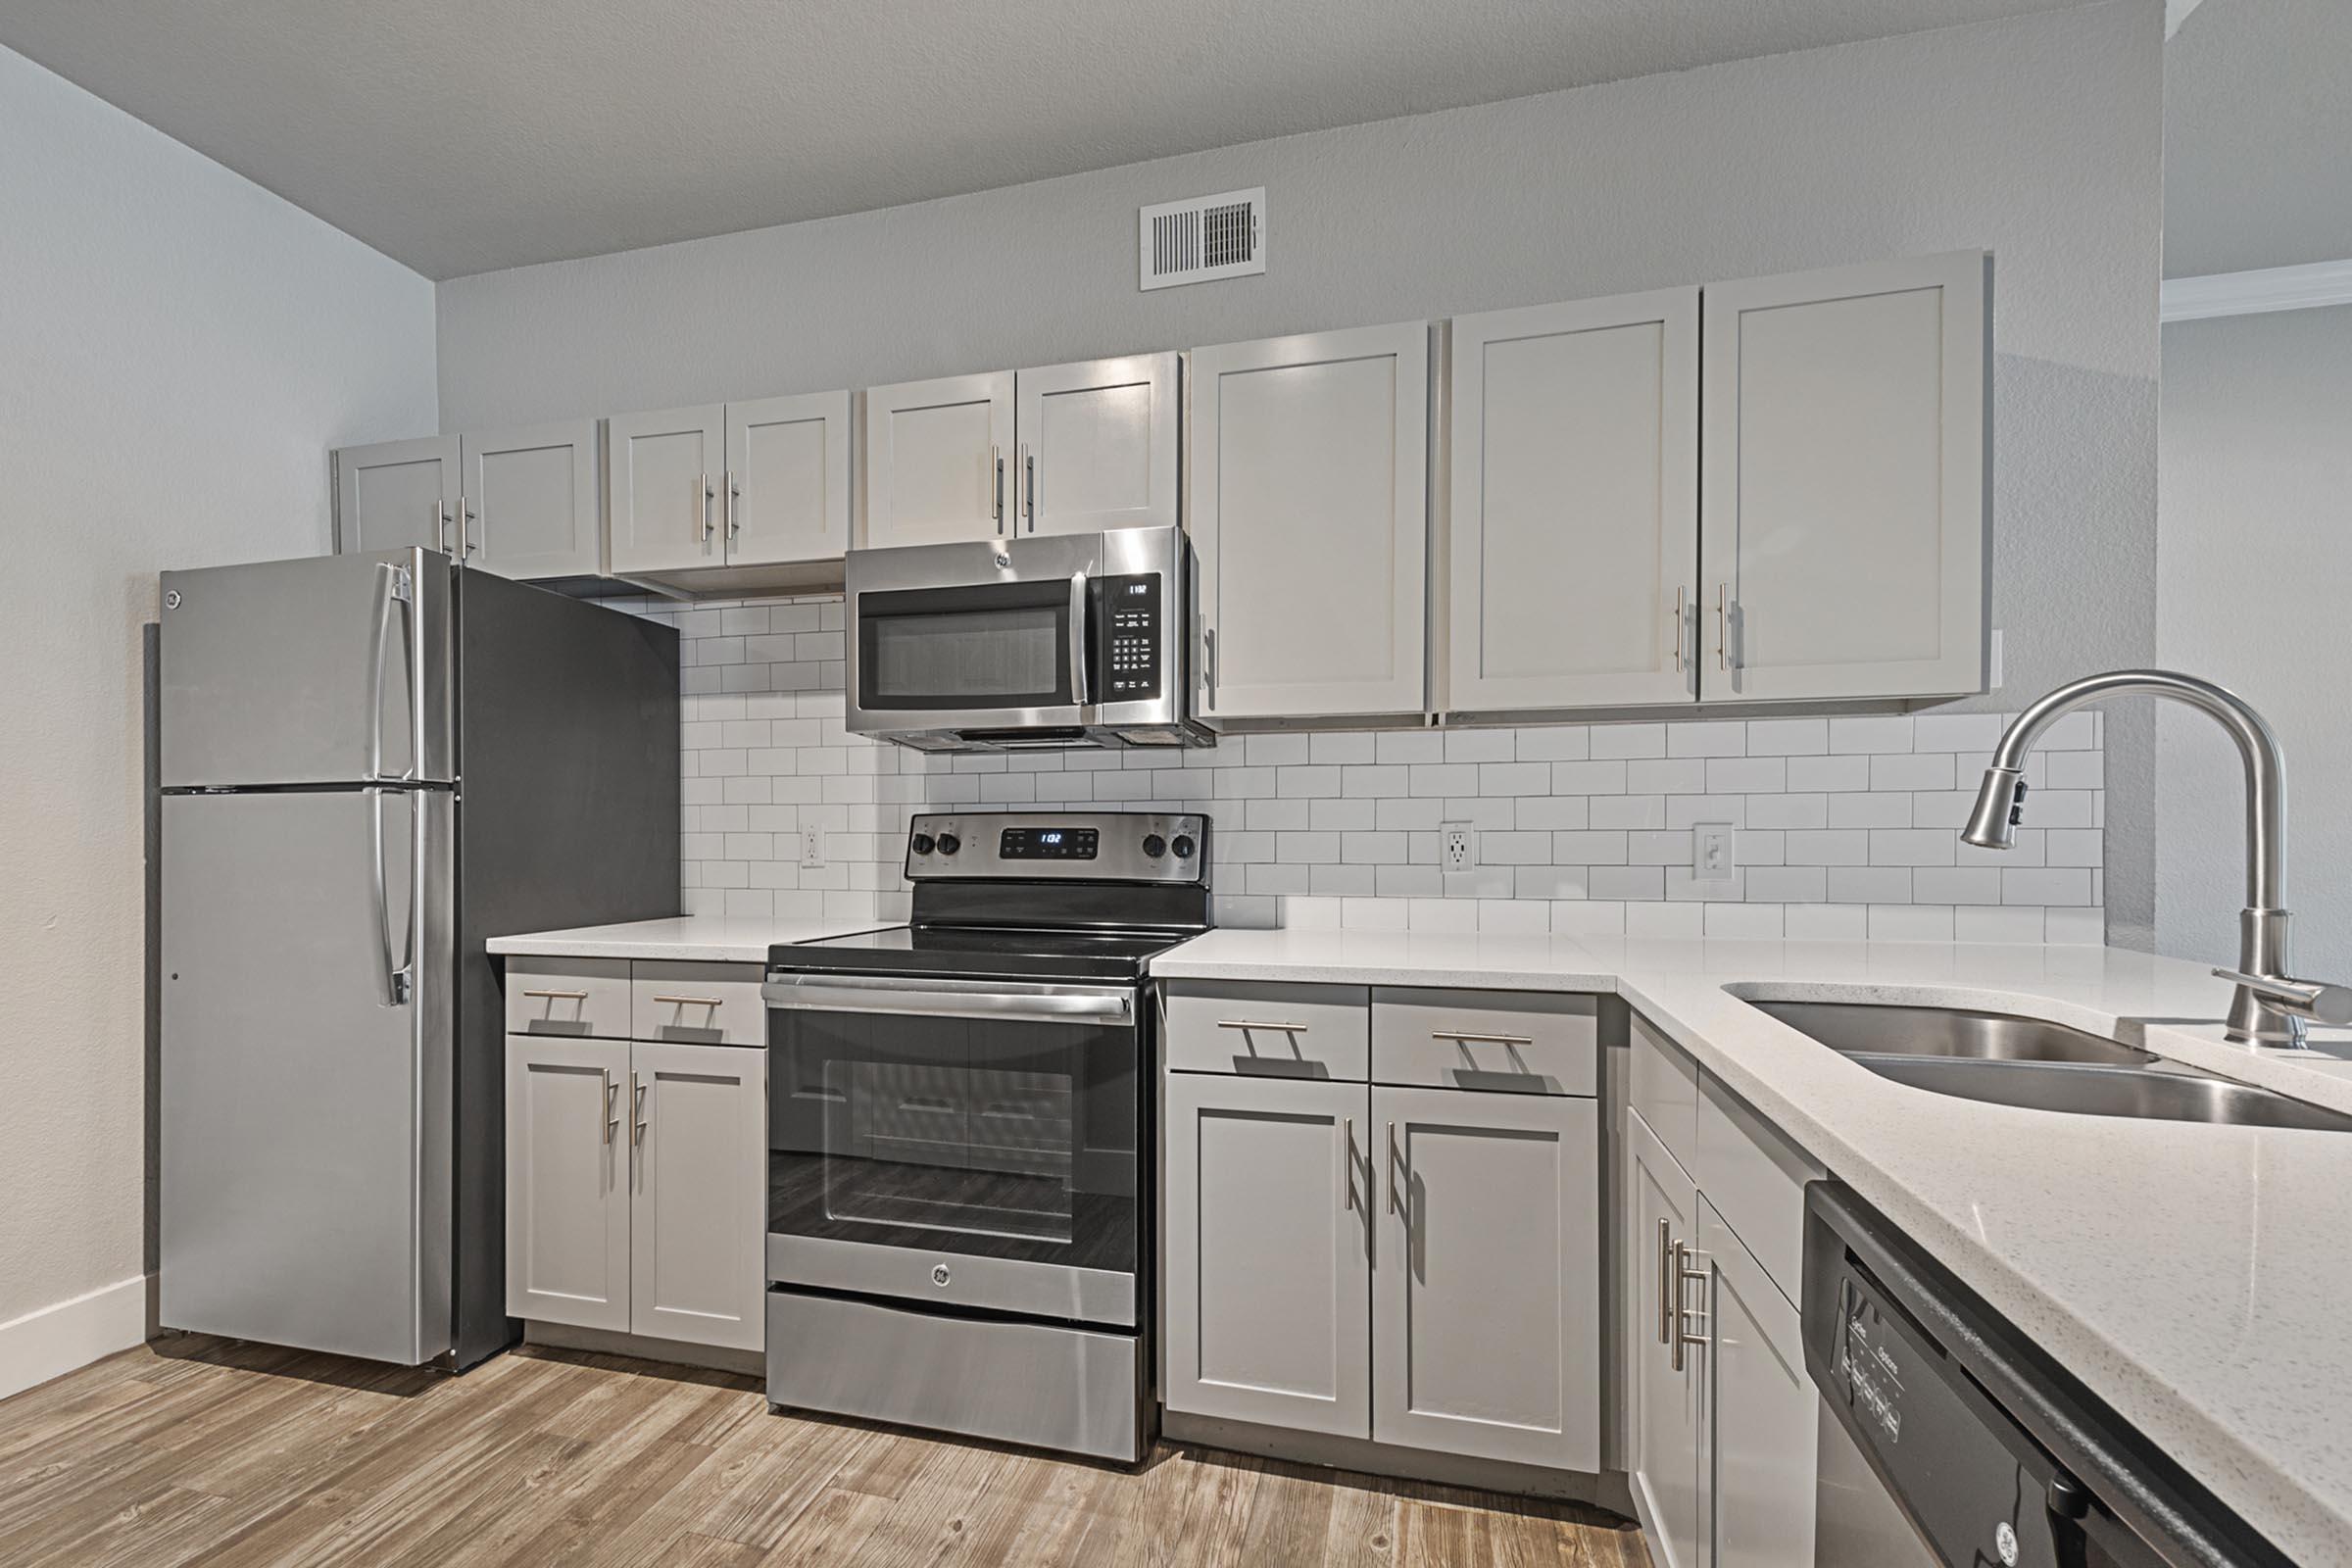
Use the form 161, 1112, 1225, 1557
1441, 823, 1476, 872
800, 825, 825, 868
1693, 823, 1738, 882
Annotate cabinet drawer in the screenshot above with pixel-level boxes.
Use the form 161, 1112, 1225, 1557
1163, 982, 1369, 1080
506, 957, 633, 1039
1696, 1075, 1823, 1308
632, 961, 767, 1045
1630, 1012, 1699, 1174
1372, 989, 1597, 1096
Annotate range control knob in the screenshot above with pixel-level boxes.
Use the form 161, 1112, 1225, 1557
1142, 834, 1167, 858
935, 832, 960, 857
909, 832, 936, 856
1171, 834, 1197, 860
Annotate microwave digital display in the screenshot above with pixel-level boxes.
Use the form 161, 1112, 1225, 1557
1001, 826, 1101, 859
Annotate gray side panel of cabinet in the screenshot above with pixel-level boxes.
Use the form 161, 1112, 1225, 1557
1371, 1086, 1599, 1470
1698, 1196, 1818, 1568
505, 1035, 631, 1331
1161, 1071, 1371, 1438
1628, 1106, 1702, 1568
631, 1040, 766, 1351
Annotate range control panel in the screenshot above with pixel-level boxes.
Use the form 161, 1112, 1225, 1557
1096, 574, 1162, 703
906, 810, 1208, 884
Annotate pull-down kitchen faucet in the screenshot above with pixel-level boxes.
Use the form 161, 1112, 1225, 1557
1962, 669, 2352, 1049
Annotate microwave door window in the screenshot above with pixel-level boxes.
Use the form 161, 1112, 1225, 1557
862, 601, 1071, 709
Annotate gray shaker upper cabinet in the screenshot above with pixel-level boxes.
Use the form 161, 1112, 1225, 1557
1190, 322, 1431, 723
724, 391, 853, 569
862, 371, 1015, 549
1011, 354, 1180, 537
607, 405, 725, 576
460, 419, 602, 582
333, 435, 460, 557
1446, 290, 1700, 714
1698, 251, 1990, 704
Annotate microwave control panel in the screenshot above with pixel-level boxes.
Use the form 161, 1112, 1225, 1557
1097, 574, 1162, 702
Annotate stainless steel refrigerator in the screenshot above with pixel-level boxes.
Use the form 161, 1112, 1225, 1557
158, 548, 678, 1368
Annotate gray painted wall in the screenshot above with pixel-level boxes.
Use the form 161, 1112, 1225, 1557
0, 44, 437, 1338
436, 1, 2166, 944
2156, 305, 2352, 970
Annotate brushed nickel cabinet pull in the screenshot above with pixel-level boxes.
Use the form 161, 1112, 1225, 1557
631, 1073, 647, 1149
1386, 1122, 1401, 1218
600, 1068, 615, 1145
1671, 1240, 1708, 1372
652, 995, 724, 1009
1657, 1218, 1674, 1347
991, 446, 1005, 531
1216, 1018, 1306, 1032
726, 470, 741, 540
1715, 583, 1731, 672
521, 988, 591, 1002
1341, 1117, 1354, 1212
1672, 585, 1688, 673
1430, 1030, 1534, 1048
699, 472, 714, 542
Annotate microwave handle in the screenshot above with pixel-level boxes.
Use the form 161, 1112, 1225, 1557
1069, 571, 1091, 706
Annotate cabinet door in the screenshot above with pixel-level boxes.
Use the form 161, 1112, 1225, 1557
1162, 1072, 1371, 1437
608, 405, 724, 574
1371, 1086, 1599, 1469
1012, 353, 1179, 536
863, 371, 1015, 548
1190, 323, 1429, 720
461, 419, 601, 581
630, 1041, 766, 1351
1447, 291, 1698, 713
1697, 1196, 1817, 1568
1628, 1107, 1703, 1568
505, 1035, 630, 1332
1699, 252, 1988, 702
334, 435, 459, 556
724, 390, 851, 567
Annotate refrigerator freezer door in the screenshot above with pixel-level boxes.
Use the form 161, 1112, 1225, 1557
161, 549, 454, 788
160, 787, 454, 1364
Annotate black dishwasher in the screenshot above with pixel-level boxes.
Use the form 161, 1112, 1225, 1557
1802, 1183, 2295, 1568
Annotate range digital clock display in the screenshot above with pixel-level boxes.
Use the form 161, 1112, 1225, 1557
1000, 826, 1100, 859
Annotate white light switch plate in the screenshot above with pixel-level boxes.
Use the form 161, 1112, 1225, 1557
1693, 823, 1737, 882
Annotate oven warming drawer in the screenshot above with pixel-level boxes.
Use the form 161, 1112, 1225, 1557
768, 1290, 1145, 1462
765, 1232, 1134, 1326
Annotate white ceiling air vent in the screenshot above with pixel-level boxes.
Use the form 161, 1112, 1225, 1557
1139, 187, 1265, 291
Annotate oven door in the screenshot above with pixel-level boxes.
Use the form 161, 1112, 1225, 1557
763, 975, 1141, 1327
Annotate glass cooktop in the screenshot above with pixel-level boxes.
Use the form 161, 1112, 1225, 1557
769, 923, 1194, 983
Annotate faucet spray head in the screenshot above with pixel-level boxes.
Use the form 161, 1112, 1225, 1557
1962, 766, 2027, 850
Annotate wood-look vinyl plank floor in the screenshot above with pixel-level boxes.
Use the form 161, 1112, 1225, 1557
0, 1334, 1647, 1567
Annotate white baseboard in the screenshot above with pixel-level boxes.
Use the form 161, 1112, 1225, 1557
0, 1274, 152, 1402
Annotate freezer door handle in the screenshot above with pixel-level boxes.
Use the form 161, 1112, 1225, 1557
371, 789, 415, 1006
368, 561, 416, 783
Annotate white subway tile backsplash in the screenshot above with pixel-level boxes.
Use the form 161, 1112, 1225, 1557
658, 596, 2105, 941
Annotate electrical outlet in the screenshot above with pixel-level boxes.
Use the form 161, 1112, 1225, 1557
800, 826, 825, 868
1441, 823, 1476, 873
1693, 823, 1737, 883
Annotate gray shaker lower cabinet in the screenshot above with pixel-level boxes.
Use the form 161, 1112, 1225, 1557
1371, 1086, 1599, 1470
1628, 1105, 1704, 1568
1162, 1071, 1372, 1438
505, 1036, 631, 1333
630, 1041, 767, 1351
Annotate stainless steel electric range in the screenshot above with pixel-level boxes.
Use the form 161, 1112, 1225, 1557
760, 809, 1210, 1462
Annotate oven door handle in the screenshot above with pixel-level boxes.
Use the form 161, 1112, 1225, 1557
762, 973, 1133, 1025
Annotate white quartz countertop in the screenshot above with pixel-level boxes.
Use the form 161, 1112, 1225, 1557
1150, 927, 2352, 1562
485, 914, 886, 962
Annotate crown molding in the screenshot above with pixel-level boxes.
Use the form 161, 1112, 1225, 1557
2161, 259, 2352, 323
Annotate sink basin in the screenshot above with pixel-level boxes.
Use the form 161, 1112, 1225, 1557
1851, 1056, 2352, 1133
1749, 999, 2155, 1066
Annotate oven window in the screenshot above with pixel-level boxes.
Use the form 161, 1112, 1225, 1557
768, 1008, 1137, 1274
868, 605, 1060, 703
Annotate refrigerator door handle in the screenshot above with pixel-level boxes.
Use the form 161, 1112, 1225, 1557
371, 789, 415, 1006
368, 562, 416, 783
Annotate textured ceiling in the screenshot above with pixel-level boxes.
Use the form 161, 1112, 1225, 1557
2164, 0, 2352, 276
0, 0, 2085, 279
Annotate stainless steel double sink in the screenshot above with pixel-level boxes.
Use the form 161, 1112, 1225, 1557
1748, 999, 2352, 1133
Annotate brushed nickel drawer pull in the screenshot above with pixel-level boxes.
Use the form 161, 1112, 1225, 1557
1657, 1219, 1674, 1347
600, 1068, 616, 1145
1216, 1018, 1306, 1032
652, 995, 724, 1008
1386, 1121, 1401, 1217
521, 989, 591, 1002
631, 1073, 647, 1149
1430, 1030, 1535, 1047
1671, 1240, 1708, 1372
1342, 1117, 1355, 1212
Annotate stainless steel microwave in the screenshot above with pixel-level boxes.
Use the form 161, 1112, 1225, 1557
844, 525, 1210, 753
